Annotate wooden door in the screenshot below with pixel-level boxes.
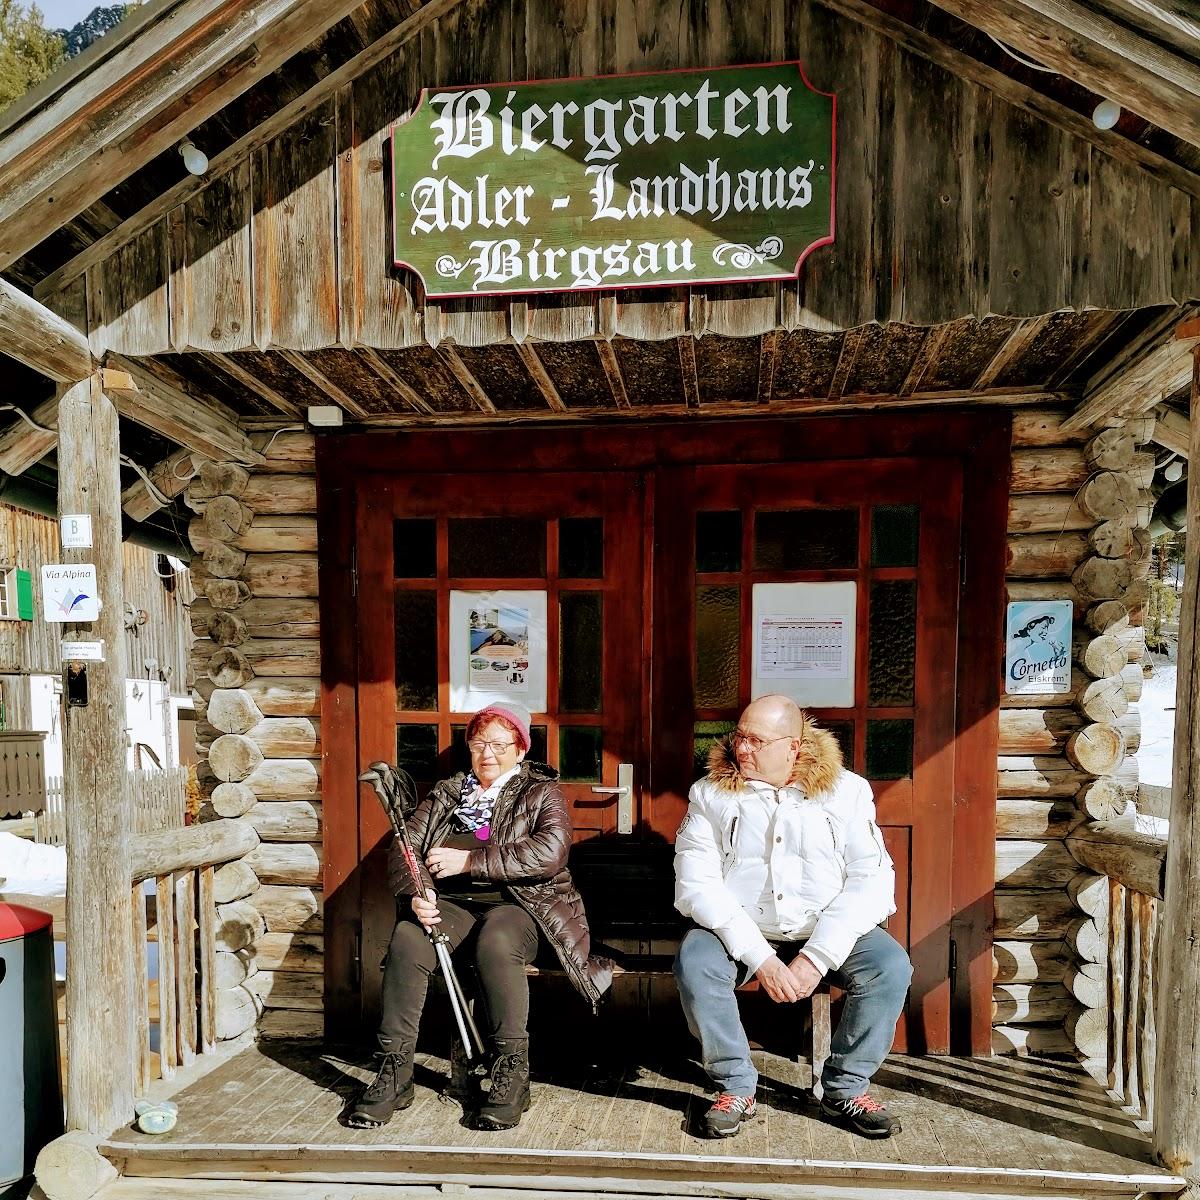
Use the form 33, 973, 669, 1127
653, 459, 963, 1053
353, 472, 645, 1016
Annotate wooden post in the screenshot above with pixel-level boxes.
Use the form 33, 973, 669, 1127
58, 374, 135, 1134
1154, 336, 1200, 1184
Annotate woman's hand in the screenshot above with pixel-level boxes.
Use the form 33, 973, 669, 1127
411, 894, 441, 930
426, 847, 472, 879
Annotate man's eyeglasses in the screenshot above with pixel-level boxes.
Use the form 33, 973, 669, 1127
732, 730, 791, 753
468, 739, 516, 754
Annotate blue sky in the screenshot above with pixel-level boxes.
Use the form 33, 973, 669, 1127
35, 1, 109, 28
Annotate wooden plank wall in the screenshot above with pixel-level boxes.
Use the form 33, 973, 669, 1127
45, 0, 1200, 354
0, 503, 194, 689
994, 409, 1151, 1060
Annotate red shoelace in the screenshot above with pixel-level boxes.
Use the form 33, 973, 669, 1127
712, 1094, 752, 1111
848, 1093, 885, 1113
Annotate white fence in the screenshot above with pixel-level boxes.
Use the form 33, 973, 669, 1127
36, 767, 187, 845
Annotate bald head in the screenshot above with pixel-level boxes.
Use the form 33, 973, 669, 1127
733, 695, 804, 787
742, 694, 804, 737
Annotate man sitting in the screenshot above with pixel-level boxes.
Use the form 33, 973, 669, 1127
673, 694, 912, 1139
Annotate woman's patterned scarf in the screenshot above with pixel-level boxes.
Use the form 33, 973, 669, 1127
453, 773, 492, 841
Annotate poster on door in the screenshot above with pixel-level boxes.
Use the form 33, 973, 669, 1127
758, 614, 850, 679
450, 589, 547, 711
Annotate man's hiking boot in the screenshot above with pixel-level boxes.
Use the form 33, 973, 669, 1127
347, 1049, 415, 1128
820, 1092, 901, 1138
702, 1092, 757, 1138
473, 1039, 531, 1130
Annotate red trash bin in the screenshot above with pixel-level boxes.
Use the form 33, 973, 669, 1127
0, 903, 64, 1193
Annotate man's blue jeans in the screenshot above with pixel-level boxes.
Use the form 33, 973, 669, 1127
673, 924, 912, 1099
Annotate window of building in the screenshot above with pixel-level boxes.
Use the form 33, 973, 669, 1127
0, 567, 34, 621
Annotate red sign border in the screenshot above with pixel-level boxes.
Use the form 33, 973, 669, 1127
389, 60, 837, 299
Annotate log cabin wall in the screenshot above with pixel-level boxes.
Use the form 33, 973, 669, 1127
995, 409, 1151, 1063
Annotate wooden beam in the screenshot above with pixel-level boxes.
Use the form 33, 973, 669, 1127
900, 323, 954, 396
677, 337, 700, 409
58, 373, 135, 1134
0, 276, 92, 381
756, 331, 779, 405
595, 341, 630, 409
816, 0, 1200, 199
199, 352, 301, 419
513, 343, 566, 413
973, 316, 1052, 391
31, 0, 472, 301
121, 447, 198, 522
105, 354, 264, 465
1063, 319, 1200, 430
1154, 344, 1200, 1184
1152, 404, 1190, 457
277, 350, 369, 421
0, 394, 59, 475
922, 0, 1200, 149
0, 0, 393, 273
827, 328, 865, 401
438, 348, 495, 414
356, 348, 433, 415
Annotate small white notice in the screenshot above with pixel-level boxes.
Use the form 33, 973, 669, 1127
41, 563, 100, 622
61, 640, 105, 662
758, 615, 850, 679
60, 514, 93, 549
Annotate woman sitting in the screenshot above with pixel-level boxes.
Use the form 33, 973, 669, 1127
349, 702, 613, 1131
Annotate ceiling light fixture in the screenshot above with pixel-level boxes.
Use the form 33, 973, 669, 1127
178, 138, 209, 176
1092, 99, 1121, 130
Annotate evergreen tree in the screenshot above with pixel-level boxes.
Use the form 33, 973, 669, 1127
0, 0, 64, 113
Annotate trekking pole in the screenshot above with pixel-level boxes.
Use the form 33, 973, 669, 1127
359, 762, 487, 1060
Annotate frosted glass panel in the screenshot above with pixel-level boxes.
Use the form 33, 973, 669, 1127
696, 586, 740, 708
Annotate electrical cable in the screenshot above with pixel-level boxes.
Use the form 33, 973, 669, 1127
0, 404, 56, 435
120, 454, 172, 508
259, 423, 305, 459
987, 33, 1059, 74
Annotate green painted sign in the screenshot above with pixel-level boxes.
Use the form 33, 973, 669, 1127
391, 62, 835, 297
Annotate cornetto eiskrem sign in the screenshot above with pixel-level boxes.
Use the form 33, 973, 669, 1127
391, 62, 835, 297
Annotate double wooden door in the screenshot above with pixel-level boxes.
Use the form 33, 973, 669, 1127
348, 453, 964, 1052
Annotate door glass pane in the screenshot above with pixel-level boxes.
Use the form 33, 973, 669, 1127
822, 719, 856, 767
396, 724, 439, 780
868, 580, 917, 707
393, 518, 437, 578
559, 517, 603, 578
695, 586, 740, 708
560, 592, 603, 712
394, 590, 437, 710
754, 509, 858, 570
866, 719, 913, 780
696, 511, 742, 573
560, 727, 602, 782
448, 517, 545, 577
871, 505, 920, 567
693, 720, 736, 779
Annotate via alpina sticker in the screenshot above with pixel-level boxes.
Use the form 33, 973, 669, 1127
41, 563, 100, 622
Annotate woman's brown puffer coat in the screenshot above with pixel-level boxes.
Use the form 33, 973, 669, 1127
388, 760, 613, 1008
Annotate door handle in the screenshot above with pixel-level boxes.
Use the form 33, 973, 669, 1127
590, 762, 634, 834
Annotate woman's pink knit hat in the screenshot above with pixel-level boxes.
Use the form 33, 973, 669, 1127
472, 702, 532, 752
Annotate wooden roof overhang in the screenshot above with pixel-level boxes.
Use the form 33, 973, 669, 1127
1, 0, 1199, 523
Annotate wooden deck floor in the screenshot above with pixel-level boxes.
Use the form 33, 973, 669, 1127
99, 1042, 1185, 1196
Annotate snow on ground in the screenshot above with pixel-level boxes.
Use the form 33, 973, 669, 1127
1139, 648, 1177, 788
0, 832, 66, 895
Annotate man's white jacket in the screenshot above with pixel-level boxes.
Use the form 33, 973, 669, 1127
674, 721, 896, 976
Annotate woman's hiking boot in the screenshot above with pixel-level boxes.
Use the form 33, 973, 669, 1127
473, 1038, 531, 1130
347, 1048, 415, 1128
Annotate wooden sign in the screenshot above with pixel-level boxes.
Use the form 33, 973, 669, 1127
391, 62, 835, 297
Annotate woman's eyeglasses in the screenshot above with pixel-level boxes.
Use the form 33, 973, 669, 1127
732, 730, 791, 753
468, 739, 516, 754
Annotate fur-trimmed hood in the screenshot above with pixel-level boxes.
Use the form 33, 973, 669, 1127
705, 715, 844, 797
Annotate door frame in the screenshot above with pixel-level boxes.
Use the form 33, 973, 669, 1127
318, 411, 1010, 1053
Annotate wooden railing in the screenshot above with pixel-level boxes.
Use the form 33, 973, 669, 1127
128, 819, 257, 1088
1067, 817, 1167, 1128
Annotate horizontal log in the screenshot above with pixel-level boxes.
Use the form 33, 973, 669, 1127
207, 689, 265, 736
1063, 961, 1106, 1009
250, 431, 315, 472
244, 758, 320, 799
1117, 624, 1146, 663
210, 733, 264, 782
1073, 555, 1134, 603
995, 839, 1079, 889
206, 578, 252, 610
208, 647, 252, 688
246, 717, 320, 758
995, 798, 1078, 839
1000, 668, 1087, 709
205, 542, 247, 579
245, 677, 320, 717
991, 1025, 1074, 1057
212, 860, 260, 904
1010, 409, 1085, 449
1007, 492, 1092, 534
1010, 447, 1088, 494
194, 461, 250, 502
1064, 1005, 1106, 1061
246, 969, 322, 1011
1065, 820, 1167, 898
992, 983, 1074, 1025
997, 709, 1081, 754
996, 757, 1087, 799
1085, 428, 1135, 472
1079, 471, 1140, 522
214, 898, 267, 953
994, 889, 1076, 940
241, 474, 317, 514
189, 514, 317, 554
195, 597, 320, 640
246, 842, 322, 886
1078, 676, 1129, 722
242, 553, 319, 598
1005, 580, 1083, 618
1068, 870, 1109, 917
204, 496, 253, 542
248, 885, 322, 932
1077, 633, 1127, 680
246, 800, 322, 843
258, 1009, 323, 1039
1086, 600, 1130, 635
1064, 723, 1126, 775
992, 940, 1068, 984
1006, 532, 1090, 578
1122, 661, 1144, 702
1089, 520, 1140, 560
254, 932, 323, 974
1066, 916, 1105, 964
241, 638, 321, 677
213, 949, 255, 989
215, 984, 261, 1040
131, 818, 259, 884
1116, 710, 1141, 754
211, 782, 257, 818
